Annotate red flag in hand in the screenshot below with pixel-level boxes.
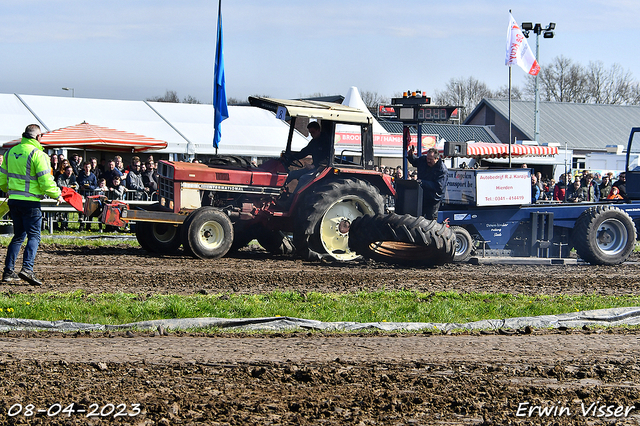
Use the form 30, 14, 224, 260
60, 187, 84, 212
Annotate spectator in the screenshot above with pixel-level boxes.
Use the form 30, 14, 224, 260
96, 178, 108, 195
612, 172, 626, 198
54, 159, 70, 180
582, 173, 600, 202
142, 161, 158, 194
127, 156, 141, 173
546, 179, 555, 199
69, 153, 81, 175
89, 157, 102, 180
50, 154, 59, 175
55, 165, 77, 230
553, 174, 567, 201
607, 186, 624, 200
102, 160, 123, 185
531, 175, 541, 203
108, 176, 126, 200
56, 165, 77, 190
566, 180, 585, 203
599, 175, 612, 200
76, 162, 98, 195
114, 155, 125, 173
125, 160, 145, 200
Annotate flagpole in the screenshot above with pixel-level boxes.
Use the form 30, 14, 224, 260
508, 66, 512, 168
508, 9, 512, 168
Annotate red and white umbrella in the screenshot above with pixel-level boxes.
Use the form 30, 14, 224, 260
3, 122, 168, 153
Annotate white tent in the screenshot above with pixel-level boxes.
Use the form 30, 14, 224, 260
0, 93, 309, 159
336, 86, 388, 135
147, 102, 308, 157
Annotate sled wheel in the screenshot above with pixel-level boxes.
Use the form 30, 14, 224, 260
451, 226, 474, 262
184, 207, 233, 260
136, 221, 182, 254
572, 206, 636, 265
349, 213, 456, 266
294, 178, 384, 261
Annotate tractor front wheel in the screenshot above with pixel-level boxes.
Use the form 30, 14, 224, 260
183, 207, 234, 260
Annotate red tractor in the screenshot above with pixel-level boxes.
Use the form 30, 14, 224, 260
89, 97, 455, 264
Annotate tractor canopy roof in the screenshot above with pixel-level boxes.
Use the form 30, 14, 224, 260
249, 97, 372, 125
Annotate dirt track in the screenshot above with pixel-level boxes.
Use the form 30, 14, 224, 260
0, 245, 639, 425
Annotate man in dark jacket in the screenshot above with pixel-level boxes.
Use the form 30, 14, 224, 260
76, 162, 97, 195
125, 161, 145, 200
612, 172, 627, 198
407, 146, 448, 220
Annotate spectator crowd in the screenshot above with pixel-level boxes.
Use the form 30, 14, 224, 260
532, 170, 627, 204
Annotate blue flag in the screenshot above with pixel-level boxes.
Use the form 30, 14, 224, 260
213, 0, 228, 149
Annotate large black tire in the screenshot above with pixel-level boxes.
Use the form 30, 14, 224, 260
183, 207, 234, 260
571, 205, 636, 265
136, 221, 182, 254
294, 178, 385, 261
451, 226, 474, 262
135, 222, 154, 252
349, 213, 456, 266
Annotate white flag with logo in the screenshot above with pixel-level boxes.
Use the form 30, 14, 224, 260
505, 13, 540, 76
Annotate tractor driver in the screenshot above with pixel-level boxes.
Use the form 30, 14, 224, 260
282, 121, 331, 194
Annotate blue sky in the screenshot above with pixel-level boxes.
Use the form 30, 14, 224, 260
2, 0, 638, 103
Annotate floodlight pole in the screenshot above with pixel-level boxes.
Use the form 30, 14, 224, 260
522, 22, 555, 144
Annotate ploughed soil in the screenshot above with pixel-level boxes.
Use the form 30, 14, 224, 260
0, 244, 639, 425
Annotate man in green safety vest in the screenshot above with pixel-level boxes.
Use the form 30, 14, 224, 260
0, 124, 64, 285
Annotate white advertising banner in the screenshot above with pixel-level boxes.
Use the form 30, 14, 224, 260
444, 170, 476, 205
475, 169, 530, 206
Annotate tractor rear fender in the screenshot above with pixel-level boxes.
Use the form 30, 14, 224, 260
289, 167, 395, 211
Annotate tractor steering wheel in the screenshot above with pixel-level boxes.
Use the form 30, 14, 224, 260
280, 151, 304, 170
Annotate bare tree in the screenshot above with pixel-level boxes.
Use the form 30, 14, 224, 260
182, 95, 202, 104
525, 55, 587, 102
433, 77, 493, 121
147, 90, 202, 104
493, 85, 525, 100
227, 97, 245, 105
360, 90, 390, 114
147, 90, 180, 103
586, 61, 635, 104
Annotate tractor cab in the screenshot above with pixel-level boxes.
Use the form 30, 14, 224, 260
248, 97, 377, 171
625, 127, 640, 200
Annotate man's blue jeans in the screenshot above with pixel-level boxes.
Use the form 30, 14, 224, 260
4, 201, 42, 274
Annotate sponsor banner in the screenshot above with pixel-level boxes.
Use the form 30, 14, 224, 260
444, 170, 476, 205
335, 132, 437, 150
476, 169, 530, 206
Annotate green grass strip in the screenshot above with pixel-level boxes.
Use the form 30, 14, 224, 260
0, 290, 637, 325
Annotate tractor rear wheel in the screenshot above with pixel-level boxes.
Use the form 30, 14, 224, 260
183, 207, 234, 259
136, 221, 182, 254
349, 213, 456, 266
571, 205, 636, 265
294, 178, 384, 261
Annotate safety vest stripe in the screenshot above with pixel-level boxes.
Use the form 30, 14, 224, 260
35, 169, 50, 178
7, 189, 44, 199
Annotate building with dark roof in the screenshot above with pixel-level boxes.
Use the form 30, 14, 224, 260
465, 98, 640, 154
378, 120, 501, 145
